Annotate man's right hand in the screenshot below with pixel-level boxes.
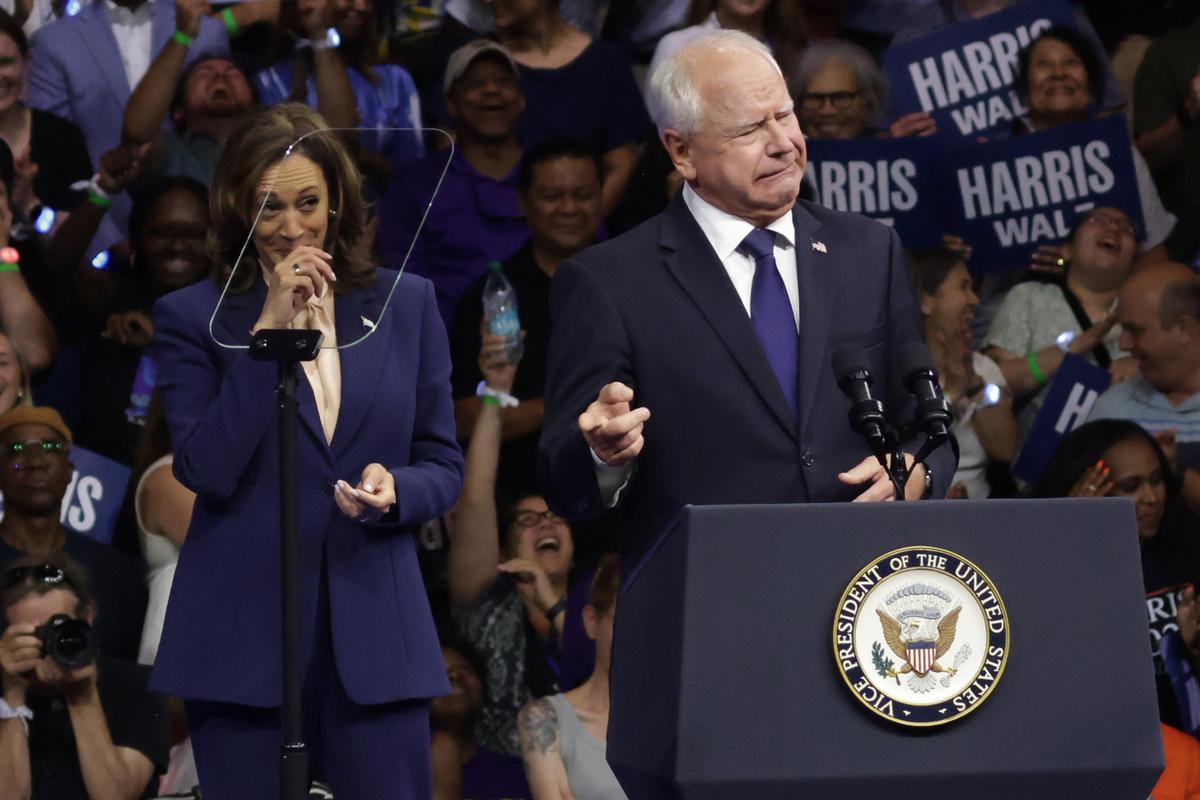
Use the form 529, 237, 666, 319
175, 0, 212, 39
578, 382, 650, 466
0, 624, 39, 701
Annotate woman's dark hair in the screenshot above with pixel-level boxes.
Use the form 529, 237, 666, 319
1032, 419, 1179, 505
906, 246, 965, 304
1015, 25, 1105, 108
208, 103, 374, 293
684, 0, 808, 80
0, 9, 29, 57
588, 553, 620, 614
517, 138, 601, 193
128, 175, 210, 250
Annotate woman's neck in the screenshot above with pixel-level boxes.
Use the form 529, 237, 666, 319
0, 104, 28, 150
500, 8, 567, 57
1066, 272, 1118, 319
1028, 108, 1088, 131
715, 5, 766, 37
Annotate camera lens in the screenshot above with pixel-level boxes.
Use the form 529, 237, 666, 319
37, 614, 99, 669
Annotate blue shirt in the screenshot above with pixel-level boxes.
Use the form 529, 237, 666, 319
375, 148, 528, 326
255, 60, 425, 170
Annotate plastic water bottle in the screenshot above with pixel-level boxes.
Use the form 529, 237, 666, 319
482, 261, 523, 362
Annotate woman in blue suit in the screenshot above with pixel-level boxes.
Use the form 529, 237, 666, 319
150, 103, 464, 798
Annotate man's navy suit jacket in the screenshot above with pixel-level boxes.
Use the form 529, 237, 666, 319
540, 194, 957, 563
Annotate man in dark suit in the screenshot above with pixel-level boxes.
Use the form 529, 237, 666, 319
539, 30, 957, 563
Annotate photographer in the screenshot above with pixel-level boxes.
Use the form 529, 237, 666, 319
0, 553, 168, 800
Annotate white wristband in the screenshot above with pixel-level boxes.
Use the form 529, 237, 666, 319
476, 380, 519, 408
0, 698, 33, 733
69, 174, 111, 202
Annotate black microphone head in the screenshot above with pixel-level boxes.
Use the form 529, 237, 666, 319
833, 344, 871, 389
898, 342, 937, 391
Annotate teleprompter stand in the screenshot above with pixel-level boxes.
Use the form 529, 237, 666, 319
250, 328, 323, 800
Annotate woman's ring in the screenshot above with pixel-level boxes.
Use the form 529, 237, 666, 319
292, 263, 301, 275
1086, 484, 1098, 492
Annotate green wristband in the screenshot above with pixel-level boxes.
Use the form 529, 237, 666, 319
0, 262, 18, 273
171, 29, 193, 47
1027, 351, 1047, 386
87, 190, 112, 209
480, 394, 500, 407
221, 7, 239, 36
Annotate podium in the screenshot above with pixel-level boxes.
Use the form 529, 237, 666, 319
608, 500, 1164, 799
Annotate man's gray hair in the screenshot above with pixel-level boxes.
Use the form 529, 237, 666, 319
645, 30, 781, 137
793, 39, 888, 120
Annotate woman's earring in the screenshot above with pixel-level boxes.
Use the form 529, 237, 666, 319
329, 208, 338, 217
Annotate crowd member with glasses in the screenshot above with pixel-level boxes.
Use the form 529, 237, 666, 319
0, 405, 146, 661
793, 40, 937, 140
448, 332, 595, 757
648, 0, 808, 91
983, 207, 1142, 443
0, 552, 169, 799
377, 40, 530, 327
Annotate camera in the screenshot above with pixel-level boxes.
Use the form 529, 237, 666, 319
34, 614, 98, 669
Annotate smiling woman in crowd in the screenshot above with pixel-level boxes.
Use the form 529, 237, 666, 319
793, 39, 938, 140
1014, 25, 1175, 258
984, 206, 1141, 441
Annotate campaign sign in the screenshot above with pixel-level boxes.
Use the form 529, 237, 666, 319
883, 0, 1074, 140
803, 136, 942, 248
1011, 354, 1110, 484
936, 116, 1142, 273
0, 445, 132, 545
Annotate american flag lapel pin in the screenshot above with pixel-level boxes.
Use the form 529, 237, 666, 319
811, 240, 827, 254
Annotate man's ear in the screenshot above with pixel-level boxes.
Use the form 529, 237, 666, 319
661, 129, 696, 182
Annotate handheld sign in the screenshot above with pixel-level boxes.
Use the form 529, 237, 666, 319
0, 445, 132, 545
883, 0, 1075, 140
935, 116, 1142, 273
1010, 353, 1110, 484
804, 136, 942, 248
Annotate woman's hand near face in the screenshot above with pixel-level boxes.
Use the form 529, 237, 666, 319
252, 245, 335, 332
1067, 459, 1112, 498
1029, 243, 1068, 274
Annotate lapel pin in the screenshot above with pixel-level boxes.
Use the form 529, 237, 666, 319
811, 240, 827, 254
361, 316, 376, 330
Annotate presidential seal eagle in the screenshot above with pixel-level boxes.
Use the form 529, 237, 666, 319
876, 582, 961, 693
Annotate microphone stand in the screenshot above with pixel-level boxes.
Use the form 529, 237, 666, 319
250, 328, 323, 800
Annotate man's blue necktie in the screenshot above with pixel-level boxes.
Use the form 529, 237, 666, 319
740, 228, 798, 417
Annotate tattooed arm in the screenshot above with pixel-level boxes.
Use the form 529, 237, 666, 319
518, 698, 574, 800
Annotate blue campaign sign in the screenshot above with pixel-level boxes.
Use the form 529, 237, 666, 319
803, 136, 942, 248
882, 0, 1075, 140
0, 445, 132, 545
934, 116, 1142, 273
1011, 354, 1110, 484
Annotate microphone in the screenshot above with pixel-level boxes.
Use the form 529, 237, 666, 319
898, 343, 952, 440
832, 345, 887, 462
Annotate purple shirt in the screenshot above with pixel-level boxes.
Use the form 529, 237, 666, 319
377, 148, 528, 326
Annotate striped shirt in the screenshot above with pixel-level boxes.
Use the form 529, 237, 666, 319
1087, 377, 1200, 469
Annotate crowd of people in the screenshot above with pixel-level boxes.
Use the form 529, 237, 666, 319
0, 0, 1199, 797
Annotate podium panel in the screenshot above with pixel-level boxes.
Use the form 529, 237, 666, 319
609, 499, 1163, 800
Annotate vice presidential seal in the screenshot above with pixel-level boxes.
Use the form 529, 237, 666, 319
832, 546, 1009, 727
